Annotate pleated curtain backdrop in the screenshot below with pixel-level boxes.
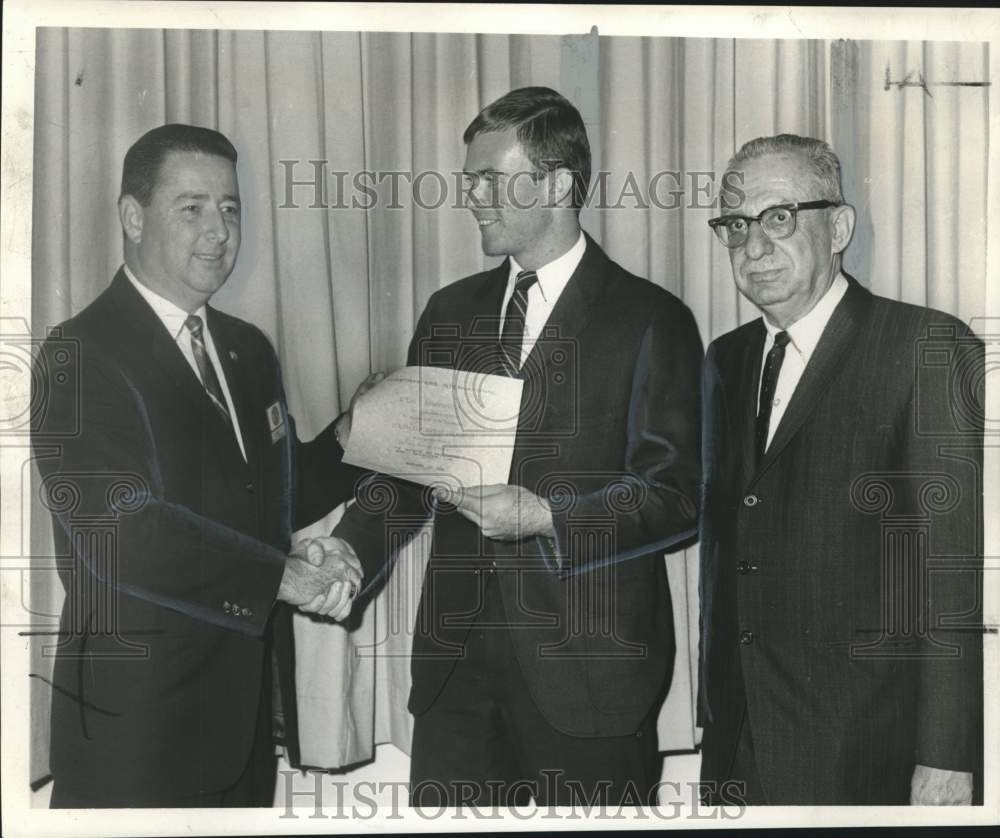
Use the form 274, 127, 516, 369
29, 29, 989, 783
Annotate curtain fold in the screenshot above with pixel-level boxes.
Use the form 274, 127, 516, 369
837, 40, 989, 323
29, 28, 988, 784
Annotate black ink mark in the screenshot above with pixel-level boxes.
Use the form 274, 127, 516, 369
30, 773, 53, 793
884, 63, 991, 98
28, 673, 120, 717
74, 71, 83, 87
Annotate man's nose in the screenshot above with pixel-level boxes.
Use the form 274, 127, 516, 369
203, 206, 230, 243
467, 178, 500, 210
743, 220, 773, 260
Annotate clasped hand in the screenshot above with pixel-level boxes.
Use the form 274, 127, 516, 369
447, 484, 555, 541
910, 764, 973, 805
277, 536, 363, 621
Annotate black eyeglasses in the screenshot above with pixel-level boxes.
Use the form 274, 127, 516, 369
708, 200, 840, 248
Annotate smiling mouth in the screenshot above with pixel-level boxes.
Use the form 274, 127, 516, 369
476, 219, 498, 229
195, 254, 224, 263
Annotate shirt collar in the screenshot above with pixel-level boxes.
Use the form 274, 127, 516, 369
763, 272, 849, 362
123, 264, 208, 342
508, 231, 586, 302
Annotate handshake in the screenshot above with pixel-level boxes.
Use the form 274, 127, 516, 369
277, 536, 363, 622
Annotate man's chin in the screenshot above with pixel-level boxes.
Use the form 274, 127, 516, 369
190, 269, 233, 297
743, 279, 789, 309
479, 240, 505, 258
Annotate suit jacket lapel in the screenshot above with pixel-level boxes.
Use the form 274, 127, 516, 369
520, 232, 601, 383
753, 276, 872, 479
469, 235, 601, 380
736, 322, 766, 491
452, 261, 509, 376
208, 307, 261, 472
506, 234, 602, 454
106, 270, 211, 420
106, 269, 251, 464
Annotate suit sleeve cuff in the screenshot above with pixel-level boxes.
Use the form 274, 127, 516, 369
540, 506, 571, 576
215, 544, 287, 636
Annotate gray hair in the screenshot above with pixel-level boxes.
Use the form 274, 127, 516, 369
726, 134, 844, 204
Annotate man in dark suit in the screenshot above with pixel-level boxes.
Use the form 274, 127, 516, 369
32, 124, 370, 807
699, 134, 983, 805
335, 87, 703, 806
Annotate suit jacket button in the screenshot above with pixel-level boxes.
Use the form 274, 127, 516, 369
245, 481, 255, 493
743, 494, 759, 507
740, 630, 754, 645
473, 569, 481, 575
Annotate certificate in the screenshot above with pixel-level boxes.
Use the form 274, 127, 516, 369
343, 366, 523, 492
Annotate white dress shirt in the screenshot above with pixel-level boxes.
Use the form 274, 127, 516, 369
501, 231, 586, 367
758, 272, 849, 451
124, 265, 247, 461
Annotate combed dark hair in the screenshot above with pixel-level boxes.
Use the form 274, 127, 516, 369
120, 123, 237, 206
463, 87, 591, 209
727, 134, 844, 204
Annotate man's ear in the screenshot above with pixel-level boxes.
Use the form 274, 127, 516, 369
119, 195, 144, 244
830, 203, 856, 255
548, 168, 576, 208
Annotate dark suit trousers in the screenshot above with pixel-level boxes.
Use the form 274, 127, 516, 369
51, 653, 276, 808
410, 572, 660, 807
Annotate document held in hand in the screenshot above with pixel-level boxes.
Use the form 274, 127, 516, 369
343, 366, 524, 492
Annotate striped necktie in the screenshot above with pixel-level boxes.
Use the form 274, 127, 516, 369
184, 314, 232, 428
499, 270, 538, 375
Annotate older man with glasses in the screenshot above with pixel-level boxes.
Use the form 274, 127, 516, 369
697, 134, 983, 805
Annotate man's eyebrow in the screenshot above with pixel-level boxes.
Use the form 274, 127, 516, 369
173, 191, 241, 203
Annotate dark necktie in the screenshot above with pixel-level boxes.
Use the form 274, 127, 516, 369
499, 270, 538, 375
184, 314, 232, 428
756, 330, 791, 464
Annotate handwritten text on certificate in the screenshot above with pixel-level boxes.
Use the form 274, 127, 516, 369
343, 366, 523, 491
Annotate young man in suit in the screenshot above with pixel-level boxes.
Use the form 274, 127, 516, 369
32, 124, 371, 807
334, 87, 703, 806
699, 134, 983, 805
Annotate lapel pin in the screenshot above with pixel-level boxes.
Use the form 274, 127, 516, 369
229, 350, 238, 361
